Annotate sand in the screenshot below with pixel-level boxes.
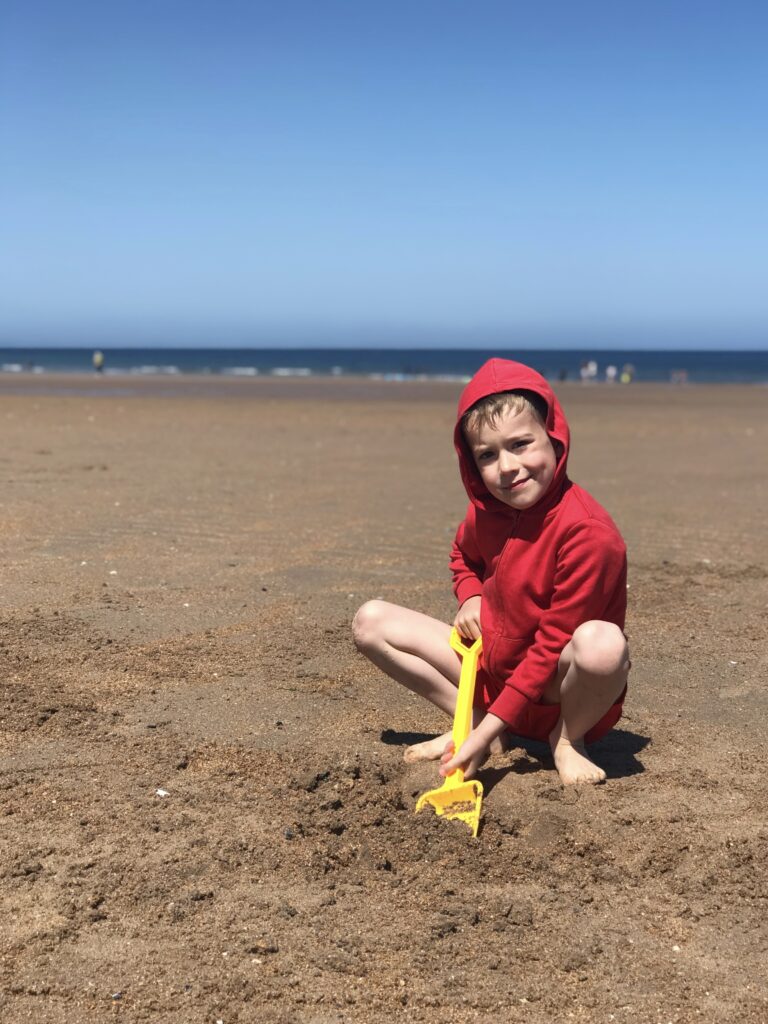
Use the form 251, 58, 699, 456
0, 375, 766, 1023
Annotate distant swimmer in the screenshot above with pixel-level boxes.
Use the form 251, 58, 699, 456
92, 350, 105, 374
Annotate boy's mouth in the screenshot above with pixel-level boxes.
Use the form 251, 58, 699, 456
500, 477, 529, 491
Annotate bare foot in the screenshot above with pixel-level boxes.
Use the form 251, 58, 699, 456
404, 729, 510, 764
403, 731, 452, 763
549, 727, 606, 785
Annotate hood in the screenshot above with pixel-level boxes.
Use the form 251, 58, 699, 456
454, 358, 570, 515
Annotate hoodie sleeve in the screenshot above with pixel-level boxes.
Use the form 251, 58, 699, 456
488, 521, 627, 728
449, 505, 486, 605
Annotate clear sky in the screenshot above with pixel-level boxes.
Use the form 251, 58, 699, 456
2, 0, 767, 348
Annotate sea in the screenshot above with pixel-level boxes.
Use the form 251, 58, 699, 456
0, 347, 766, 384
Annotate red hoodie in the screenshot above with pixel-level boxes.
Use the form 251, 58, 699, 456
450, 358, 627, 734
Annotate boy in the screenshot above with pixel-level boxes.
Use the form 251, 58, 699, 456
353, 358, 629, 785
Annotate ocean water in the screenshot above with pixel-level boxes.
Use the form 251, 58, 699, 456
1, 347, 766, 384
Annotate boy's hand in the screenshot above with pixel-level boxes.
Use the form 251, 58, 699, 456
439, 712, 507, 780
454, 595, 482, 640
439, 733, 488, 780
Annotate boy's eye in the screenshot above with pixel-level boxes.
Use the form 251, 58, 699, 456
477, 451, 495, 462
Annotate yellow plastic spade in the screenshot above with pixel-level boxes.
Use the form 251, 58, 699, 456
415, 628, 484, 837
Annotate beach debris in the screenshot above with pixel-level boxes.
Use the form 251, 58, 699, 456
248, 937, 278, 955
296, 769, 329, 792
111, 992, 123, 1001
109, 570, 117, 575
155, 788, 170, 798
729, 660, 738, 666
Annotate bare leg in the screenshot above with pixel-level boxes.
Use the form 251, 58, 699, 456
352, 600, 506, 762
542, 620, 629, 785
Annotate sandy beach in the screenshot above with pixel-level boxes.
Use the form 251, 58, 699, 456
1, 375, 766, 1023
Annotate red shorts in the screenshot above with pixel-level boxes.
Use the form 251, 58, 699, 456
473, 664, 625, 745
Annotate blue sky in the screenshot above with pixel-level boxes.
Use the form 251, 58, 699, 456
2, 0, 767, 348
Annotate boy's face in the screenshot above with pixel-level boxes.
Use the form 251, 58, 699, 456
465, 405, 557, 510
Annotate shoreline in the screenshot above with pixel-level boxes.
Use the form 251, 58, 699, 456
0, 370, 766, 401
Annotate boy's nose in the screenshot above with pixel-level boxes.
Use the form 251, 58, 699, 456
498, 452, 520, 476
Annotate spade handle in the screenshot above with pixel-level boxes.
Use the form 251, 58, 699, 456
447, 628, 483, 777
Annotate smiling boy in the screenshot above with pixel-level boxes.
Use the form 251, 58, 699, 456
353, 358, 630, 785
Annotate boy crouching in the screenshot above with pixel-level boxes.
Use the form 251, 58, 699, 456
353, 358, 630, 785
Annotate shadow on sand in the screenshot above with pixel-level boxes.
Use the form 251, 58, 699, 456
380, 728, 436, 747
381, 726, 650, 793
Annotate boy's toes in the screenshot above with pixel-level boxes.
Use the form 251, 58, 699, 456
403, 736, 447, 763
567, 762, 606, 785
553, 744, 607, 785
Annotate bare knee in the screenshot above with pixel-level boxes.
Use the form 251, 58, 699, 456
352, 600, 389, 653
571, 620, 629, 677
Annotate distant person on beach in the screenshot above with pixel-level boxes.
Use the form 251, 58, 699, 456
92, 350, 105, 374
580, 359, 598, 384
353, 358, 630, 785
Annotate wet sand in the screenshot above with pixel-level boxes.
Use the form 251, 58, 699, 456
1, 376, 766, 1022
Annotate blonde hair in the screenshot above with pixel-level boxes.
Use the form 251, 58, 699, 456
461, 389, 548, 437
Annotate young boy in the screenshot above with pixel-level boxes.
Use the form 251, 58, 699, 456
353, 358, 630, 785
